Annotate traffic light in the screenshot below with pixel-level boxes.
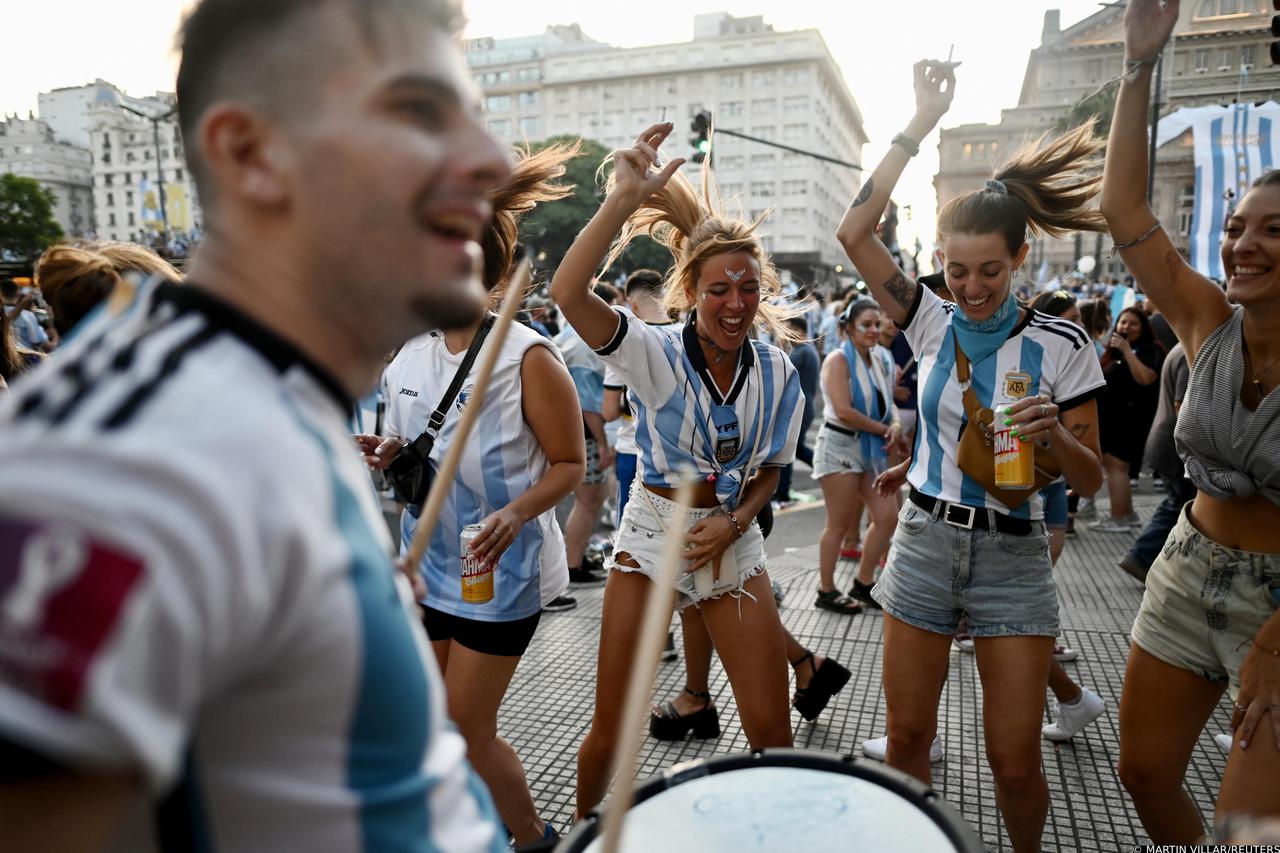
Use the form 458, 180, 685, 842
690, 111, 711, 163
1273, 0, 1280, 65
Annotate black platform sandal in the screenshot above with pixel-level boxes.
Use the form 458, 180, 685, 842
790, 651, 852, 721
814, 588, 863, 615
649, 688, 721, 741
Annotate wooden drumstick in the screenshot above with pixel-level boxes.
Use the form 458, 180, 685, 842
599, 476, 696, 853
404, 259, 531, 572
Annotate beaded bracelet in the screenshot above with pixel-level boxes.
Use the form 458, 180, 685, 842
723, 511, 744, 539
1108, 221, 1162, 258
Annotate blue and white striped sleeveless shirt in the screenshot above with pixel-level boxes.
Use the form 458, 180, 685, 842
593, 308, 802, 509
904, 286, 1105, 520
383, 321, 570, 621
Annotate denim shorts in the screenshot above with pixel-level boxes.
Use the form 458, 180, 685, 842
872, 499, 1059, 637
1130, 506, 1280, 702
812, 424, 876, 479
608, 481, 766, 610
1040, 481, 1068, 529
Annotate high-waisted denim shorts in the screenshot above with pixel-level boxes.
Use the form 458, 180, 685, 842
872, 499, 1059, 637
1131, 505, 1280, 702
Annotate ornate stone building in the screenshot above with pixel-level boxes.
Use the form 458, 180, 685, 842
935, 0, 1280, 282
0, 116, 94, 238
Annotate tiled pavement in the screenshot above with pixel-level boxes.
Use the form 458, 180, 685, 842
496, 487, 1236, 851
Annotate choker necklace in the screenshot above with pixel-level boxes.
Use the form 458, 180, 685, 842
697, 332, 733, 364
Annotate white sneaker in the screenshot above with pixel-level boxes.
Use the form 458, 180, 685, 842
1077, 497, 1098, 519
1053, 643, 1079, 663
1090, 518, 1133, 534
861, 734, 943, 763
1123, 511, 1141, 526
1042, 688, 1106, 742
1214, 732, 1233, 754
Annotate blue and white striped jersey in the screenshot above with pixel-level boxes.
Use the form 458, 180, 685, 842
555, 325, 605, 416
0, 279, 502, 852
383, 321, 570, 621
904, 286, 1105, 520
593, 308, 802, 509
604, 320, 684, 456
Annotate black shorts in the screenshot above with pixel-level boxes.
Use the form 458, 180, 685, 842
420, 606, 542, 657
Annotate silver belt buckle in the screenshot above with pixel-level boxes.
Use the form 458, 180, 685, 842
944, 503, 975, 530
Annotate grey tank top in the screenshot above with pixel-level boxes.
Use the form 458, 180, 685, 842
1174, 306, 1280, 506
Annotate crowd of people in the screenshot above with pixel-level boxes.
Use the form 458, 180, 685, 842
0, 0, 1276, 851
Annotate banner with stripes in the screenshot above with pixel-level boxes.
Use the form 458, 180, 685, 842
1156, 101, 1280, 280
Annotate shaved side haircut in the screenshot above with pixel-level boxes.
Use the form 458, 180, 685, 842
175, 0, 463, 204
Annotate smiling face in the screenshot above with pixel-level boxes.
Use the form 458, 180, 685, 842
844, 306, 881, 352
938, 231, 1030, 323
1115, 309, 1143, 342
688, 250, 761, 352
1221, 183, 1280, 307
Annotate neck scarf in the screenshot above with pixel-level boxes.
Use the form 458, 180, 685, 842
951, 288, 1019, 365
842, 340, 891, 476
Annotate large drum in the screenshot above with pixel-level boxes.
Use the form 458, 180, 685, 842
558, 749, 983, 852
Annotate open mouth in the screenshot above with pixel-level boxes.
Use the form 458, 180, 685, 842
1231, 264, 1272, 280
420, 210, 485, 245
963, 294, 991, 309
718, 316, 745, 337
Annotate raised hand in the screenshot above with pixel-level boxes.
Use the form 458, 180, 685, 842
1124, 0, 1179, 63
912, 59, 957, 126
609, 122, 686, 208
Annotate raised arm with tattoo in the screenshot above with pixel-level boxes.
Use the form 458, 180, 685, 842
835, 59, 956, 325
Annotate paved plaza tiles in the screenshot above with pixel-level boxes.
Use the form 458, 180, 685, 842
498, 489, 1234, 851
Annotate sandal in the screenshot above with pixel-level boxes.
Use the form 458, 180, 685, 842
814, 588, 863, 615
791, 651, 852, 721
649, 688, 721, 741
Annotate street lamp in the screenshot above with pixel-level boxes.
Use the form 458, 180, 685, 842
118, 101, 178, 238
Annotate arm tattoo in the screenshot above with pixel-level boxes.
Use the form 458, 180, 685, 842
851, 177, 875, 208
881, 272, 918, 309
1069, 423, 1091, 439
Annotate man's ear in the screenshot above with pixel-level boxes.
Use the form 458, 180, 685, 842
198, 103, 292, 208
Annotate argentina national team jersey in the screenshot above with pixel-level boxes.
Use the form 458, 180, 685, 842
904, 286, 1105, 520
592, 307, 802, 507
0, 278, 502, 853
383, 322, 569, 621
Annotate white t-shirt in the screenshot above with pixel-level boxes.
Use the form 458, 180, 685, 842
904, 286, 1105, 520
0, 279, 502, 853
382, 321, 569, 619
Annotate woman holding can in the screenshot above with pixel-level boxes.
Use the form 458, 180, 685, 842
552, 122, 808, 819
836, 59, 1105, 852
1102, 0, 1280, 841
357, 145, 585, 849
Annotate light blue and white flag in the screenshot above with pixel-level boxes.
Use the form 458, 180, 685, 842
1157, 102, 1280, 279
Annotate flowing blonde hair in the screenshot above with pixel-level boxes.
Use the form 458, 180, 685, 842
599, 155, 799, 342
937, 119, 1107, 253
482, 141, 578, 303
35, 242, 180, 336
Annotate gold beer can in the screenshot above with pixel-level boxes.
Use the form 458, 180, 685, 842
993, 402, 1035, 489
460, 523, 494, 603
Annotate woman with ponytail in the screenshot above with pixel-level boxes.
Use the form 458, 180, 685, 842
356, 143, 586, 849
552, 123, 807, 818
836, 62, 1105, 852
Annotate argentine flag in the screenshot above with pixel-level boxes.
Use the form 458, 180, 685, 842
1157, 102, 1280, 280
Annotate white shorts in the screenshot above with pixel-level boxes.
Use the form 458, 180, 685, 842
608, 481, 767, 610
812, 424, 876, 480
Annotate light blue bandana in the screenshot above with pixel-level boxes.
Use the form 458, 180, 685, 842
951, 289, 1019, 365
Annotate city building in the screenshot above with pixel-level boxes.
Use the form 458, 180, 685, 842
465, 13, 867, 289
0, 115, 94, 238
934, 1, 1280, 283
38, 79, 119, 148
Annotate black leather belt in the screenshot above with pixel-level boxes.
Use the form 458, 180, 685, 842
823, 421, 860, 437
908, 487, 1034, 536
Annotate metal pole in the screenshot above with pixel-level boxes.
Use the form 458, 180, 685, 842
714, 127, 863, 171
152, 117, 169, 238
1147, 52, 1164, 204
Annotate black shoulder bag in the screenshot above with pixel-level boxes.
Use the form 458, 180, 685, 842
386, 317, 494, 509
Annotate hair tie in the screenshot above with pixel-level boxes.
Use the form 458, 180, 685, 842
984, 179, 1008, 195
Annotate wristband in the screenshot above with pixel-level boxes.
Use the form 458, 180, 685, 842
892, 133, 920, 158
724, 511, 744, 539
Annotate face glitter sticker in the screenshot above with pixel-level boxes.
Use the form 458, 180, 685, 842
724, 268, 746, 283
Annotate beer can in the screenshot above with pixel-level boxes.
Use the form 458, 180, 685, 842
992, 402, 1035, 489
460, 523, 494, 603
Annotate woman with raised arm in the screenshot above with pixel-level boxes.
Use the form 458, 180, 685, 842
552, 122, 807, 818
835, 61, 1107, 853
1100, 0, 1280, 841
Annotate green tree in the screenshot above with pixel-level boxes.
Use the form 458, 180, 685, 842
519, 136, 673, 281
1054, 84, 1116, 137
0, 173, 62, 260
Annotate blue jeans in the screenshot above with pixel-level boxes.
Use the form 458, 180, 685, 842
1127, 474, 1196, 571
615, 452, 638, 525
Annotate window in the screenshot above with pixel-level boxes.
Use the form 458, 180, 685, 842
104, 173, 113, 187
1194, 48, 1211, 72
486, 94, 511, 112
717, 155, 744, 170
127, 191, 134, 206
517, 91, 537, 108
175, 168, 184, 181
722, 101, 744, 116
783, 123, 806, 141
783, 67, 810, 84
517, 67, 540, 82
108, 212, 116, 226
1242, 45, 1257, 67
783, 180, 807, 196
102, 151, 112, 164
750, 181, 775, 197
1177, 183, 1196, 235
753, 70, 777, 86
518, 116, 541, 136
750, 125, 775, 140
721, 72, 743, 88
1086, 59, 1102, 81
1193, 0, 1254, 19
106, 192, 114, 206
487, 118, 511, 134
1218, 48, 1234, 70
784, 96, 809, 113
751, 98, 776, 113
125, 171, 131, 183
128, 212, 136, 227
750, 153, 776, 168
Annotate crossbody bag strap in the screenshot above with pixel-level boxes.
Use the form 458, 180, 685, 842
952, 333, 984, 421
406, 315, 495, 457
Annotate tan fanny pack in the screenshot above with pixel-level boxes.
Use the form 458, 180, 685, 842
953, 336, 1061, 510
